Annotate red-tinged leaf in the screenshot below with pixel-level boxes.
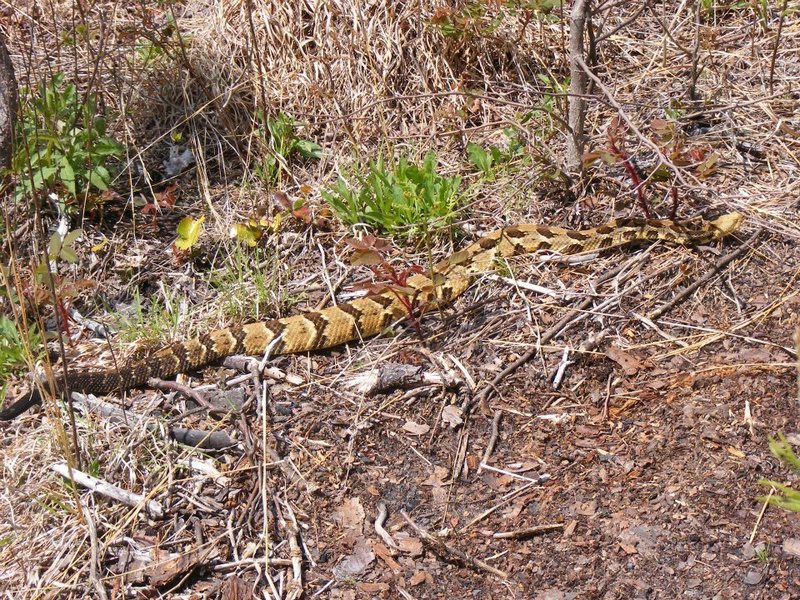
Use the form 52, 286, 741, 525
345, 236, 370, 251
292, 204, 312, 224
430, 7, 453, 23
171, 243, 188, 264
607, 116, 626, 144
688, 146, 708, 162
154, 183, 180, 207
649, 118, 674, 139
100, 189, 122, 203
345, 234, 388, 252
141, 203, 158, 216
351, 249, 383, 266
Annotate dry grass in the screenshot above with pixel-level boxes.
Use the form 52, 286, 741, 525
1, 1, 800, 598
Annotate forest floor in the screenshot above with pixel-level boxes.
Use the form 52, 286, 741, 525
1, 2, 799, 598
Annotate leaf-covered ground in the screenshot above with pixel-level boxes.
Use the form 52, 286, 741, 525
1, 2, 799, 598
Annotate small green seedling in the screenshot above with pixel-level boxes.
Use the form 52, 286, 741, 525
255, 112, 322, 183
758, 433, 800, 513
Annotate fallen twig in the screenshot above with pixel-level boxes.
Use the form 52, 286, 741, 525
345, 362, 462, 396
74, 393, 237, 450
399, 510, 507, 578
148, 378, 219, 412
493, 523, 564, 539
52, 461, 164, 519
82, 504, 109, 600
478, 411, 503, 473
647, 228, 762, 321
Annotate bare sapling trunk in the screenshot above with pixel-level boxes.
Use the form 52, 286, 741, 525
0, 30, 17, 177
566, 0, 590, 175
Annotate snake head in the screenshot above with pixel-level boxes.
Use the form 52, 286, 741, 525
709, 212, 744, 239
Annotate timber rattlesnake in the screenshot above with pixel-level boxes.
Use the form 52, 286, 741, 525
0, 212, 743, 420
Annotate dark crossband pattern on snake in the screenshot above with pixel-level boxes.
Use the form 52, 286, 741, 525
0, 212, 743, 420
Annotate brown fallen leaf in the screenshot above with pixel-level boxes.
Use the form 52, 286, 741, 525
574, 500, 597, 517
403, 420, 431, 435
619, 542, 638, 555
441, 404, 463, 427
359, 582, 390, 593
605, 344, 642, 376
332, 539, 375, 580
396, 536, 424, 557
145, 546, 218, 588
421, 465, 449, 487
372, 542, 402, 573
333, 497, 366, 534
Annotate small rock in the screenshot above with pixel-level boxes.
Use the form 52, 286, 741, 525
743, 569, 763, 585
783, 538, 800, 557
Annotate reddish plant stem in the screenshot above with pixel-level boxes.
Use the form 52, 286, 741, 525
607, 135, 652, 219
370, 263, 425, 341
56, 297, 72, 337
669, 187, 679, 220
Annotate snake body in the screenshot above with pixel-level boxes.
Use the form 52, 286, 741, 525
0, 212, 742, 420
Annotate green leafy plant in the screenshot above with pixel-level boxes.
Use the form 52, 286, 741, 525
466, 128, 527, 179
0, 315, 42, 390
322, 152, 462, 239
430, 1, 562, 40
255, 112, 322, 183
757, 433, 800, 513
12, 73, 124, 204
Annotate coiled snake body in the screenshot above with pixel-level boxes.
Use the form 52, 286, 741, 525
0, 212, 743, 420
